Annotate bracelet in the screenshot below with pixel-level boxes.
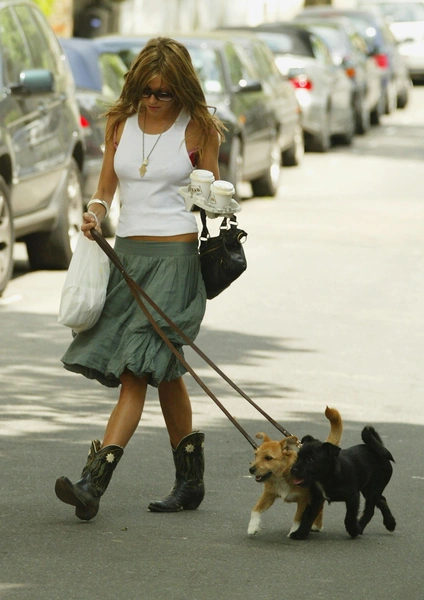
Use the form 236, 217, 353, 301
87, 198, 110, 217
86, 211, 99, 226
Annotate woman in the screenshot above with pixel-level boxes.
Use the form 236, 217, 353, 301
55, 37, 225, 520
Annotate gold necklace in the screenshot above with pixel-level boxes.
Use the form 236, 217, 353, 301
139, 112, 168, 177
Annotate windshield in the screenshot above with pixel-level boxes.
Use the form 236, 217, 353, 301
116, 43, 225, 95
256, 31, 314, 57
186, 46, 225, 94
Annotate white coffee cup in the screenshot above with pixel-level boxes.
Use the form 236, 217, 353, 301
189, 169, 215, 199
209, 180, 235, 209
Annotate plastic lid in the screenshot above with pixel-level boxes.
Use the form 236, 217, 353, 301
211, 180, 235, 194
190, 169, 215, 182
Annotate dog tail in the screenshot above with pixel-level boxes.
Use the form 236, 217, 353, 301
361, 426, 395, 462
324, 406, 343, 447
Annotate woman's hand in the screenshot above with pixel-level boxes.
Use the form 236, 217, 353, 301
81, 211, 102, 240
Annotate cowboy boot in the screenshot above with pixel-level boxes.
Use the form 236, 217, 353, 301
148, 432, 205, 512
55, 440, 123, 521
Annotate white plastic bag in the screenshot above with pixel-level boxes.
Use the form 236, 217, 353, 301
58, 232, 110, 333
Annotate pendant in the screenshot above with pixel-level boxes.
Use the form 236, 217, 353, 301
139, 159, 148, 177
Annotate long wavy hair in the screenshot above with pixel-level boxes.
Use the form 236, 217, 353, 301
106, 37, 226, 161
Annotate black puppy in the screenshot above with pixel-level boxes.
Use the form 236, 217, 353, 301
289, 426, 396, 539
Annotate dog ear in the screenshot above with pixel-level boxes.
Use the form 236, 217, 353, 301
255, 432, 270, 443
322, 442, 341, 457
301, 435, 316, 444
281, 436, 300, 452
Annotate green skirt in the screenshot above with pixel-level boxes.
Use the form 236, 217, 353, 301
61, 237, 207, 388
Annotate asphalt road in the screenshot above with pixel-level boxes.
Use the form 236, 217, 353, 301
1, 86, 424, 600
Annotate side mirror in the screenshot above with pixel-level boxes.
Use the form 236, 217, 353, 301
10, 69, 54, 96
234, 79, 263, 93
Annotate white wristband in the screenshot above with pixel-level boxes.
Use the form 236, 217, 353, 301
87, 198, 110, 217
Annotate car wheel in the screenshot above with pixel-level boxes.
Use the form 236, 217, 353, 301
26, 158, 83, 270
370, 93, 384, 125
251, 138, 281, 197
306, 110, 331, 153
338, 103, 355, 146
397, 85, 409, 109
282, 122, 304, 167
355, 94, 371, 135
384, 80, 397, 115
0, 177, 14, 295
227, 136, 243, 202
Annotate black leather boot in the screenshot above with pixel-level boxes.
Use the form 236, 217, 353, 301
148, 432, 205, 512
55, 440, 123, 521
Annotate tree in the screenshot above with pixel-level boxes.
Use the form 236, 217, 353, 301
32, 0, 56, 16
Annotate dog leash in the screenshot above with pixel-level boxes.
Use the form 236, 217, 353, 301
91, 230, 294, 448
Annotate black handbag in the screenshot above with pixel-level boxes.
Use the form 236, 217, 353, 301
198, 209, 247, 300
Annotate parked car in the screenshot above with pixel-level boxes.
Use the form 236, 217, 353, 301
291, 16, 383, 132
295, 6, 411, 110
357, 0, 424, 81
216, 29, 304, 168
97, 32, 296, 197
59, 37, 128, 235
0, 0, 86, 295
253, 23, 356, 152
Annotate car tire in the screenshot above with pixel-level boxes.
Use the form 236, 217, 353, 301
355, 93, 371, 135
397, 85, 409, 109
370, 93, 384, 125
26, 158, 83, 270
306, 110, 331, 153
282, 122, 304, 167
227, 136, 243, 202
251, 138, 281, 197
384, 80, 397, 115
337, 103, 355, 146
0, 177, 14, 296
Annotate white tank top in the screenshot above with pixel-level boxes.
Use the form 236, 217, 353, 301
114, 111, 197, 237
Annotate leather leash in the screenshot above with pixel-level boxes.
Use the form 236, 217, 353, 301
91, 229, 294, 449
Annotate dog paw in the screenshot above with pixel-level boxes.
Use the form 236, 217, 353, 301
347, 523, 362, 538
248, 512, 261, 536
289, 530, 309, 540
385, 516, 396, 532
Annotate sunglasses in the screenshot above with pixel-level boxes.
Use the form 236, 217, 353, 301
141, 88, 174, 102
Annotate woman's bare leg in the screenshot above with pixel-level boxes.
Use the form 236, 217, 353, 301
158, 376, 192, 448
102, 370, 148, 448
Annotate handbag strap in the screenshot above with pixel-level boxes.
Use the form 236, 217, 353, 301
199, 208, 228, 241
91, 229, 294, 447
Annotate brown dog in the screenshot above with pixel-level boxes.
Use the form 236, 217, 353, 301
248, 407, 343, 537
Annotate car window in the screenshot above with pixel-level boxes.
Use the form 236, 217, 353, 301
13, 5, 57, 73
310, 33, 334, 66
351, 31, 369, 55
98, 53, 126, 97
247, 41, 273, 80
0, 7, 32, 84
258, 30, 315, 57
188, 46, 225, 94
307, 25, 349, 64
223, 43, 256, 87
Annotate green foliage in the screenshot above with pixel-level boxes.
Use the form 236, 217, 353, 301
32, 0, 56, 16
